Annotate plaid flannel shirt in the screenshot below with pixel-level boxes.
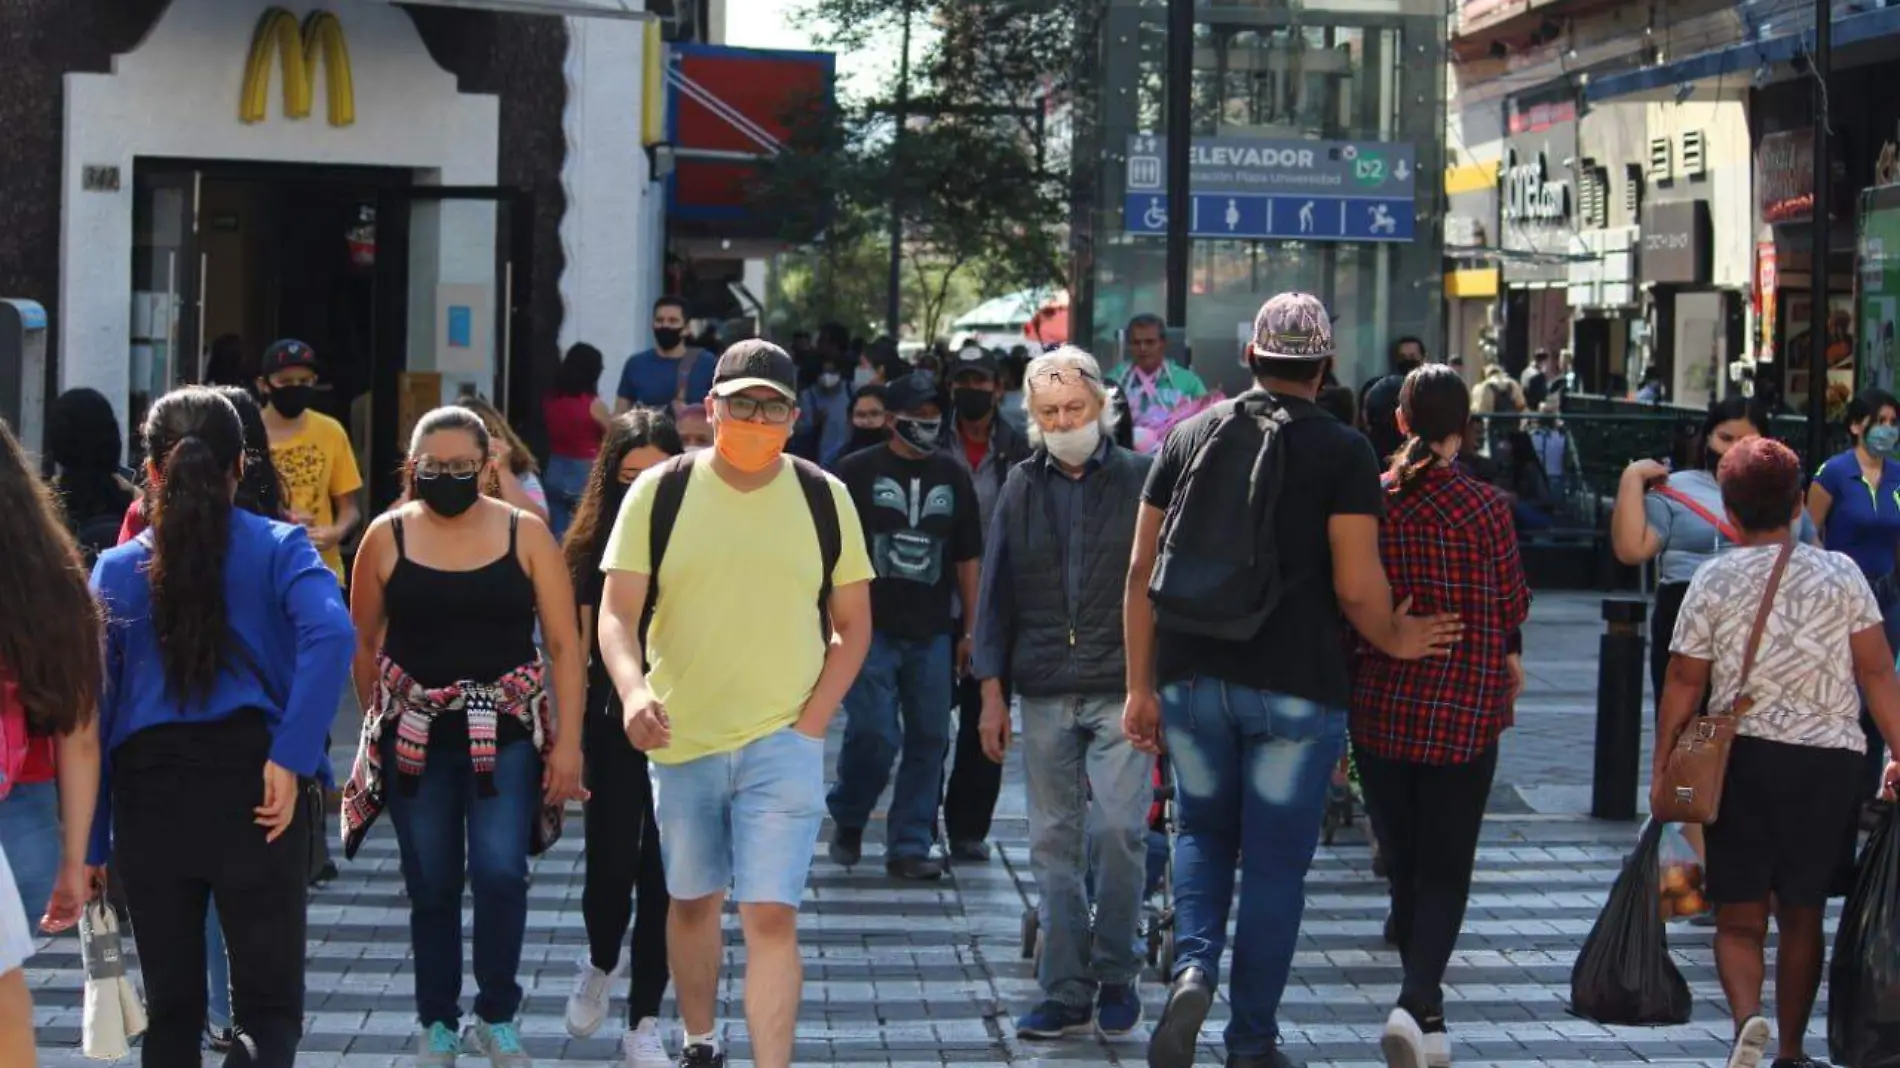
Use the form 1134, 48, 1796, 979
1351, 464, 1531, 765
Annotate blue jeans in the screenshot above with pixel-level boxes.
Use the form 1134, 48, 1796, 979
544, 455, 594, 541
207, 901, 231, 1030
1020, 694, 1153, 1009
385, 734, 542, 1028
827, 631, 953, 859
649, 727, 826, 906
1162, 677, 1345, 1055
0, 781, 60, 925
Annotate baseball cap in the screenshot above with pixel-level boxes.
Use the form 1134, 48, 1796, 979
261, 339, 320, 376
710, 339, 798, 402
1248, 292, 1335, 361
949, 344, 997, 381
884, 371, 941, 414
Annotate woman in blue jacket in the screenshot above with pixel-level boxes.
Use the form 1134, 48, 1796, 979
90, 386, 354, 1067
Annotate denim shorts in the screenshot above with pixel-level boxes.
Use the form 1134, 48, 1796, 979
648, 726, 826, 907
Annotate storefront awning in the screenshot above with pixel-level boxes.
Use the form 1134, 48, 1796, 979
1586, 4, 1900, 103
389, 0, 658, 19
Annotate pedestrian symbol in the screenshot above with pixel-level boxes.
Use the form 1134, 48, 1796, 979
1225, 199, 1240, 231
1298, 201, 1315, 233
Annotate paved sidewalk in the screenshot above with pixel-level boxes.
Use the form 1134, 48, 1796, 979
33, 588, 1796, 1068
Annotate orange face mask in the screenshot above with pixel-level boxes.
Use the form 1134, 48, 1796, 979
715, 416, 790, 473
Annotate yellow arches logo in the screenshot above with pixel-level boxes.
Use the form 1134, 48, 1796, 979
240, 8, 355, 127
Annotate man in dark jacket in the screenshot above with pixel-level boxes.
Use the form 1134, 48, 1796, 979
971, 346, 1154, 1042
938, 344, 1033, 861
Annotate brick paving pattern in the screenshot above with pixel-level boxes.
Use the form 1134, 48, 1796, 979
31, 593, 1813, 1067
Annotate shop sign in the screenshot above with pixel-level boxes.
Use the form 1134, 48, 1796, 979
1757, 243, 1778, 364
239, 8, 355, 128
1640, 200, 1712, 285
1501, 147, 1570, 224
1756, 129, 1814, 224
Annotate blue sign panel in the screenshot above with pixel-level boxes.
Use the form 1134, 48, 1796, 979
1123, 192, 1415, 244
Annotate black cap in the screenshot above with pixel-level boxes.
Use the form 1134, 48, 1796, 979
884, 371, 941, 414
261, 339, 320, 376
710, 339, 797, 402
948, 344, 997, 382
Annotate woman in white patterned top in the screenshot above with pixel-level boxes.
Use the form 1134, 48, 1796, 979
1657, 437, 1900, 1068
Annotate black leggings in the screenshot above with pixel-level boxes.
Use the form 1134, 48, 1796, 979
1355, 745, 1498, 1023
942, 673, 1007, 844
113, 710, 308, 1067
581, 686, 671, 1024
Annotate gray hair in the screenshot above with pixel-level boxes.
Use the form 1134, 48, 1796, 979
1022, 345, 1119, 443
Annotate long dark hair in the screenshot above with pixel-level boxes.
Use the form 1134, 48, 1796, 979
555, 343, 606, 397
143, 387, 246, 703
1388, 364, 1471, 496
0, 417, 100, 736
1685, 395, 1774, 468
48, 387, 129, 525
216, 387, 287, 519
563, 408, 682, 590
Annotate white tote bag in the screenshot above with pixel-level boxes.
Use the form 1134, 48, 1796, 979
80, 901, 147, 1060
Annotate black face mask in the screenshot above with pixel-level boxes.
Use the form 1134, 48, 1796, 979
653, 327, 684, 351
847, 426, 887, 454
415, 473, 481, 518
1703, 446, 1725, 472
893, 416, 943, 453
267, 384, 315, 419
952, 387, 994, 422
602, 481, 631, 521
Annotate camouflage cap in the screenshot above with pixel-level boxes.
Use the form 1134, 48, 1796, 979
1247, 291, 1335, 360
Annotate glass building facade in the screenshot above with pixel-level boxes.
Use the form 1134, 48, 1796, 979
1079, 0, 1449, 393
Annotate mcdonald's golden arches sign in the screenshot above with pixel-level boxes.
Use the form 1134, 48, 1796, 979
240, 8, 355, 127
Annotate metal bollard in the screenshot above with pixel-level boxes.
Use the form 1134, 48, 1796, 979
1592, 597, 1647, 821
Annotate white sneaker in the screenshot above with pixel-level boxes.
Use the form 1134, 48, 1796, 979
1423, 1030, 1452, 1068
565, 957, 616, 1038
1727, 1014, 1772, 1068
622, 1018, 670, 1068
1381, 1007, 1426, 1068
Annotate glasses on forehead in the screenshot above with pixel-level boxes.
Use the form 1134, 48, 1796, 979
720, 395, 795, 424
414, 458, 483, 480
1031, 367, 1102, 388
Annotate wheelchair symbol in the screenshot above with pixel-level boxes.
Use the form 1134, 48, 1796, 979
1142, 197, 1167, 230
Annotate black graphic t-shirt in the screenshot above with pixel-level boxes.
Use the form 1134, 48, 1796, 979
836, 444, 984, 641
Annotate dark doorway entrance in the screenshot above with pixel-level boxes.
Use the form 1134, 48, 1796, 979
129, 160, 526, 507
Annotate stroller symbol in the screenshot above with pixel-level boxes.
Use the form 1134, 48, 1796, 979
1369, 204, 1398, 235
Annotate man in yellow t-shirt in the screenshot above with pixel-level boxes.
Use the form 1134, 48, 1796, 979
599, 339, 872, 1068
256, 340, 363, 582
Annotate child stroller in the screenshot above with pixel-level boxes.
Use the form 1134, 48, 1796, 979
1018, 759, 1177, 978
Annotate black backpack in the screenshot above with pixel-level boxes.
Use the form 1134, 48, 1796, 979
1147, 391, 1318, 641
645, 452, 842, 636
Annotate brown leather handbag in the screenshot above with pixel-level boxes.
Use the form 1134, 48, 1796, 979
1653, 539, 1794, 825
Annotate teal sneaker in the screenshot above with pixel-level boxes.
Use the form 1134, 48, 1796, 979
462, 1019, 533, 1068
416, 1021, 460, 1067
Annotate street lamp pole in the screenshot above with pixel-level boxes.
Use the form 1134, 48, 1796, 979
885, 0, 913, 339
1164, 0, 1192, 331
1804, 0, 1832, 468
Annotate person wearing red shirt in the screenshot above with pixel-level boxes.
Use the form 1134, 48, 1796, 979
1349, 365, 1530, 1068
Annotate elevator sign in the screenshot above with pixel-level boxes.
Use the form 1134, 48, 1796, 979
1124, 133, 1417, 243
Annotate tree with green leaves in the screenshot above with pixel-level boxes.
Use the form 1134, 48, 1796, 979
752, 0, 1096, 340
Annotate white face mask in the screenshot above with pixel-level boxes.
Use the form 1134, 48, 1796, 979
819, 371, 842, 389
852, 367, 875, 388
1043, 423, 1102, 466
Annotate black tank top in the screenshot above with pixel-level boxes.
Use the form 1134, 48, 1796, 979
382, 512, 539, 688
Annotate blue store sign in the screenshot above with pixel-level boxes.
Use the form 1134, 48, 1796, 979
1123, 134, 1417, 244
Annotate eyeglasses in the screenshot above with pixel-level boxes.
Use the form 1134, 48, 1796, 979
720, 395, 795, 424
414, 458, 483, 480
1031, 367, 1101, 388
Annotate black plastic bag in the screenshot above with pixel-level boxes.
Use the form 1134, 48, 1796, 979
1570, 819, 1693, 1025
1830, 802, 1900, 1068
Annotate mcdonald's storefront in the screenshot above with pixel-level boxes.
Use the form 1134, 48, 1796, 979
0, 0, 663, 500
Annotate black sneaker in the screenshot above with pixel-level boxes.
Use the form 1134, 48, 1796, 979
309, 860, 339, 888
1770, 1059, 1827, 1068
1147, 967, 1213, 1068
886, 855, 945, 881
679, 1043, 726, 1068
949, 838, 991, 862
829, 827, 863, 867
1227, 1052, 1303, 1068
